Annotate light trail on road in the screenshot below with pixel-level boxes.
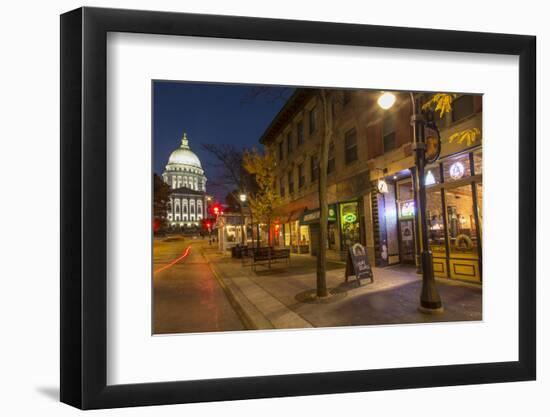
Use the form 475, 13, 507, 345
154, 245, 191, 275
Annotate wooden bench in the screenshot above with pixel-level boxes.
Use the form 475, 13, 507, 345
250, 247, 290, 271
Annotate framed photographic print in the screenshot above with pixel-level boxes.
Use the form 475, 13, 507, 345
60, 6, 536, 409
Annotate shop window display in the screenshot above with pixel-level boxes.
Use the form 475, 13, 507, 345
443, 153, 471, 183
445, 185, 479, 258
426, 190, 446, 257
340, 201, 361, 251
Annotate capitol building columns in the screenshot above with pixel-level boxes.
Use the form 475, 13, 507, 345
162, 133, 208, 229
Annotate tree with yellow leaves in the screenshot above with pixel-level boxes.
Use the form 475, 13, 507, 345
242, 148, 283, 247
422, 93, 481, 145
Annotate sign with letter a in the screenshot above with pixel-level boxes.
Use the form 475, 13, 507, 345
345, 243, 374, 285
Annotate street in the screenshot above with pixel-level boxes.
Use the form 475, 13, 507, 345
153, 237, 245, 334
153, 236, 482, 333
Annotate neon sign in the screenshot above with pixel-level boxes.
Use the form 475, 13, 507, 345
400, 201, 415, 218
343, 213, 357, 223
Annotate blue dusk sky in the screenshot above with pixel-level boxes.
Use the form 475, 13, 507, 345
153, 81, 293, 200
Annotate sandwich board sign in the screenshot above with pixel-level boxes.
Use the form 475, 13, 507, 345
345, 243, 374, 285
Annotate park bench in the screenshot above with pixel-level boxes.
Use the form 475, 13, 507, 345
250, 247, 290, 271
231, 245, 249, 259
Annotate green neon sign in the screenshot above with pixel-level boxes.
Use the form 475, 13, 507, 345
343, 213, 357, 223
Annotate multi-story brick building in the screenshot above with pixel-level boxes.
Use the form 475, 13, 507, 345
260, 88, 483, 282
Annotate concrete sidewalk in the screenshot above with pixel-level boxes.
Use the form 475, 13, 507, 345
202, 246, 482, 330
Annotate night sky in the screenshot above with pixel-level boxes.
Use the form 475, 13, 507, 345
153, 81, 293, 200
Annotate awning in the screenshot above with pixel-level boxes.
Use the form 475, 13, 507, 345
300, 204, 337, 225
282, 207, 307, 223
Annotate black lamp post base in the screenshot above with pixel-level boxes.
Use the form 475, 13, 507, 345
415, 254, 422, 274
419, 251, 443, 313
418, 305, 445, 314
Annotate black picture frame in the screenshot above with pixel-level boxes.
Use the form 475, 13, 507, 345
60, 6, 536, 410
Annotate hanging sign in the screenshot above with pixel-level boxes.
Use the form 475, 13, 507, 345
345, 243, 374, 285
377, 179, 389, 194
425, 123, 441, 163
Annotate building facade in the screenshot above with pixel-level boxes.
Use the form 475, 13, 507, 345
260, 89, 483, 282
163, 133, 208, 228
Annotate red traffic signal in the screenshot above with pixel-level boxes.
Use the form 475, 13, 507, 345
210, 203, 223, 216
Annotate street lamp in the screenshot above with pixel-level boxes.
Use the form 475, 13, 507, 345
377, 92, 396, 110
378, 91, 443, 314
238, 192, 247, 245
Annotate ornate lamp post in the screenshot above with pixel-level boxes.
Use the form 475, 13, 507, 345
239, 193, 247, 245
378, 92, 443, 313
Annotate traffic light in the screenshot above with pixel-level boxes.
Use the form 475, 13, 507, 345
210, 203, 222, 216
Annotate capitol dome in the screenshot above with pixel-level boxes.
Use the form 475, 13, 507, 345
162, 133, 207, 192
168, 141, 202, 168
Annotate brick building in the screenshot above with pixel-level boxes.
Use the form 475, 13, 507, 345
260, 88, 483, 282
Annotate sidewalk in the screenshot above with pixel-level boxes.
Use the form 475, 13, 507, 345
202, 246, 482, 330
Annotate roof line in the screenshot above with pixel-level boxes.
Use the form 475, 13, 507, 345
259, 89, 314, 145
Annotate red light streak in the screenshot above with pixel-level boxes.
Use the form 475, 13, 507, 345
154, 246, 191, 275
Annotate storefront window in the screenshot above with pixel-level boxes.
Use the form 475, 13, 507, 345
272, 224, 282, 246
476, 182, 483, 239
226, 225, 236, 242
284, 223, 291, 246
445, 185, 479, 257
424, 165, 441, 186
426, 190, 446, 256
443, 154, 471, 182
289, 221, 299, 247
299, 225, 310, 246
340, 201, 360, 251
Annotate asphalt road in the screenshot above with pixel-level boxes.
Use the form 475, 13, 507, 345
153, 237, 245, 334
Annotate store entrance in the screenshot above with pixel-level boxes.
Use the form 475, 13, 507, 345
398, 218, 416, 263
396, 179, 417, 265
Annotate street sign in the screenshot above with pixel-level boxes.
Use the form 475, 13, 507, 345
345, 243, 374, 285
300, 204, 337, 225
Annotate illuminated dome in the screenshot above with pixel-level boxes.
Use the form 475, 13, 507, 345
163, 133, 207, 192
167, 134, 202, 168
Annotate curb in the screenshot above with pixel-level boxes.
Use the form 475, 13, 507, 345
201, 248, 263, 331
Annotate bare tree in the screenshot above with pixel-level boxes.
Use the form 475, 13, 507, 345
201, 143, 255, 244
314, 89, 333, 297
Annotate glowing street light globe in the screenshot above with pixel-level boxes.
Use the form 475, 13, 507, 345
377, 92, 396, 110
239, 193, 247, 203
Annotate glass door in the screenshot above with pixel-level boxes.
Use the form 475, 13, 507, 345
396, 179, 416, 264
398, 218, 415, 263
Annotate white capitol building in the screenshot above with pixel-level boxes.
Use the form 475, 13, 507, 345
162, 133, 208, 228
